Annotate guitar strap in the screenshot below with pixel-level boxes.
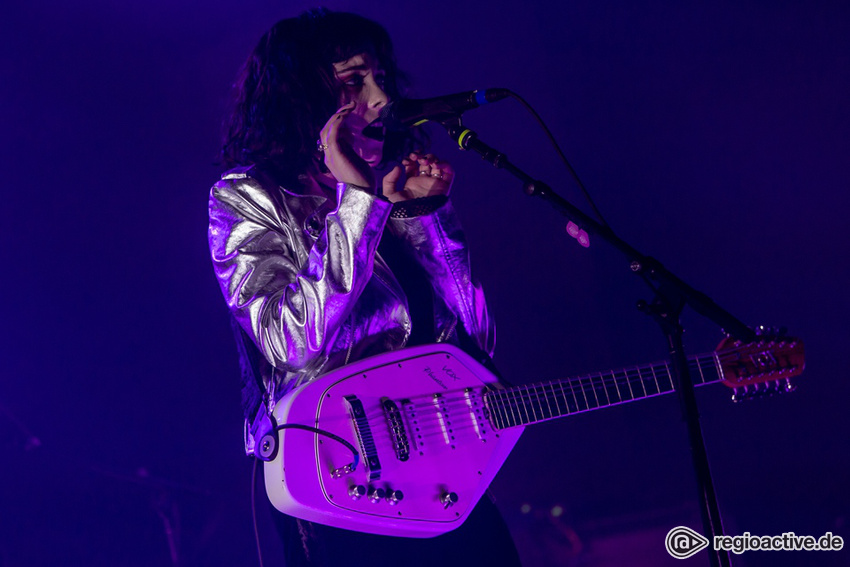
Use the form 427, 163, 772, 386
226, 164, 312, 460
229, 312, 280, 461
455, 325, 513, 387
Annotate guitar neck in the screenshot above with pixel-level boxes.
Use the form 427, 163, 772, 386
483, 352, 723, 429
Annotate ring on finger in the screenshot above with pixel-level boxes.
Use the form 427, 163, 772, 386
418, 169, 430, 176
430, 171, 443, 179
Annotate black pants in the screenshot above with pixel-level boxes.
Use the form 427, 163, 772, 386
272, 491, 522, 566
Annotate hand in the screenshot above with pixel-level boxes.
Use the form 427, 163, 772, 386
381, 152, 454, 203
317, 102, 375, 189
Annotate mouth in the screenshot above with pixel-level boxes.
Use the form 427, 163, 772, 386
362, 119, 386, 142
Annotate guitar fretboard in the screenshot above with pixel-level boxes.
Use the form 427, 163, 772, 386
483, 353, 723, 430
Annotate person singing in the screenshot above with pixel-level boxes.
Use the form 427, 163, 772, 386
209, 8, 521, 566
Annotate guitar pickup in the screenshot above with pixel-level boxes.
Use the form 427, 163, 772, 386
344, 396, 381, 481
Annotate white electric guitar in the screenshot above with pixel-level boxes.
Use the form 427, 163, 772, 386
263, 336, 804, 537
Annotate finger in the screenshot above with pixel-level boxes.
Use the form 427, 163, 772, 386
434, 160, 454, 178
401, 158, 418, 177
429, 160, 454, 194
319, 103, 356, 144
323, 109, 349, 138
418, 154, 437, 165
382, 165, 403, 196
407, 153, 431, 176
428, 167, 451, 181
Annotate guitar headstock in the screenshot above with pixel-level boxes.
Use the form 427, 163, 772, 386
716, 328, 805, 402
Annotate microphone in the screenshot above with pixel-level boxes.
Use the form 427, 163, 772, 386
379, 88, 511, 130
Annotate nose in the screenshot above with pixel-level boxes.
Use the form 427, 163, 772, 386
367, 78, 389, 110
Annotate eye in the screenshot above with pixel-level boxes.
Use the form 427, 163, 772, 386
343, 75, 365, 87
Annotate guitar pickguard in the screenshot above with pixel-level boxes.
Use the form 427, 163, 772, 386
264, 344, 523, 537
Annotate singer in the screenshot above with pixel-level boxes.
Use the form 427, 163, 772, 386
208, 8, 521, 567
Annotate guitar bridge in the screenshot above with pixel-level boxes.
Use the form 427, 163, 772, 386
382, 398, 410, 462
344, 395, 381, 481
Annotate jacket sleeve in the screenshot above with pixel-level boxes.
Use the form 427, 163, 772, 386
209, 172, 392, 374
386, 199, 495, 357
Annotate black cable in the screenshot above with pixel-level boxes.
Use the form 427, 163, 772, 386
250, 424, 360, 566
274, 423, 361, 471
251, 458, 265, 567
505, 89, 610, 228
506, 90, 665, 294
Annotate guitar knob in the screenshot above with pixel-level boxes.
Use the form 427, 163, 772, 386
386, 490, 404, 505
368, 487, 386, 503
348, 485, 366, 501
441, 491, 459, 509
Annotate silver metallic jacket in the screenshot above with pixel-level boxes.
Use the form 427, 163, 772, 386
208, 165, 494, 447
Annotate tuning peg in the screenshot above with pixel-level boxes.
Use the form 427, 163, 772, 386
732, 387, 753, 403
732, 384, 764, 403
733, 378, 797, 403
732, 387, 741, 403
754, 324, 789, 339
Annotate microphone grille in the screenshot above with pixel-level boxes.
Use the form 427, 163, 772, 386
379, 100, 407, 131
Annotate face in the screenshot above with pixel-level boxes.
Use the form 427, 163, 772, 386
333, 52, 389, 166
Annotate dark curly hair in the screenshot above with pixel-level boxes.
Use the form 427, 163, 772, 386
221, 9, 421, 181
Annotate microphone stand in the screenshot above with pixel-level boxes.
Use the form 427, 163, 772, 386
439, 117, 752, 567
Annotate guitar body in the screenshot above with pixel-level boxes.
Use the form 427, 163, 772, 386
265, 344, 523, 538
263, 334, 805, 537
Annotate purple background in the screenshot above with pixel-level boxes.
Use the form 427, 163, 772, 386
2, 1, 848, 566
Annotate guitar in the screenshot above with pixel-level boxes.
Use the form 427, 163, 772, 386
263, 336, 805, 537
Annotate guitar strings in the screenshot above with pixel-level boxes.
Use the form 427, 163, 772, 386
365, 345, 774, 420
384, 356, 720, 416
357, 354, 711, 431
486, 348, 789, 410
337, 346, 796, 451
356, 363, 712, 448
